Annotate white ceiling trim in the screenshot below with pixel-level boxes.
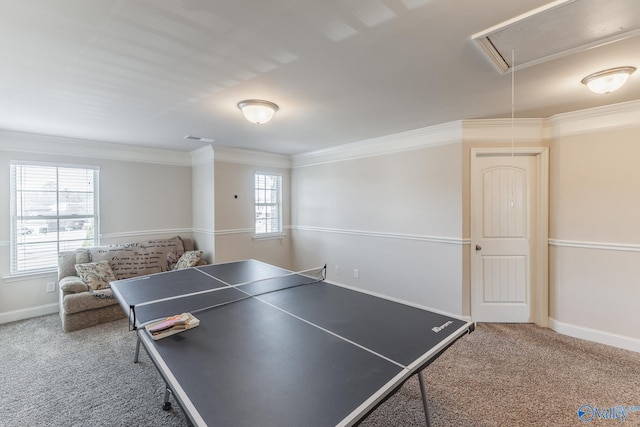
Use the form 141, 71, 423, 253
0, 130, 192, 166
291, 100, 640, 168
462, 118, 549, 142
213, 146, 291, 169
548, 99, 640, 139
291, 121, 463, 168
190, 145, 214, 166
3, 101, 638, 169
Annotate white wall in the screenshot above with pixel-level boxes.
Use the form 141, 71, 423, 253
291, 133, 466, 317
191, 146, 215, 262
290, 101, 640, 352
0, 132, 194, 323
2, 101, 640, 353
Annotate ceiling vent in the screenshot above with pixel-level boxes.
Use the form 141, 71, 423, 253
184, 135, 215, 143
471, 0, 640, 73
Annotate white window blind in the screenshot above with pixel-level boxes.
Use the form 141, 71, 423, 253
10, 162, 99, 274
254, 173, 282, 235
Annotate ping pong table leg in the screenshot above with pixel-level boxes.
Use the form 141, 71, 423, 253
417, 371, 432, 427
134, 335, 141, 363
163, 386, 173, 411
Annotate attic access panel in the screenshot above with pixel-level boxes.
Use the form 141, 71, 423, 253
472, 0, 640, 73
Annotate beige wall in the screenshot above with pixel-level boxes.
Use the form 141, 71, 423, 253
0, 142, 194, 323
550, 128, 640, 243
549, 127, 640, 348
214, 159, 292, 269
99, 159, 192, 236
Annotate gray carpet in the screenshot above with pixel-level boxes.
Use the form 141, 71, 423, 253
2, 315, 639, 426
1, 314, 185, 427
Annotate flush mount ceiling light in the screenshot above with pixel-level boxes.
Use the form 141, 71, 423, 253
581, 66, 636, 94
237, 99, 279, 124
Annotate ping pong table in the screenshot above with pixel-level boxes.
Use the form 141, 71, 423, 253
111, 259, 474, 426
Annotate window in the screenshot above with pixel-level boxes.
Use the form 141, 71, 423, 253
254, 172, 282, 235
10, 162, 99, 274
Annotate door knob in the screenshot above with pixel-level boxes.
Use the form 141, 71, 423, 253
475, 244, 482, 251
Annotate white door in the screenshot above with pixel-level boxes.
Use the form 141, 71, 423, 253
471, 153, 536, 322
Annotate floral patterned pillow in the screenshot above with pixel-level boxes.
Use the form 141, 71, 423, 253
75, 261, 117, 290
173, 250, 203, 270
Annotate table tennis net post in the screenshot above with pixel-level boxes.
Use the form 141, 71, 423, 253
128, 264, 327, 330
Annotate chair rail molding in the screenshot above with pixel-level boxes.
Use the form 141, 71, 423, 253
548, 238, 640, 252
292, 225, 469, 245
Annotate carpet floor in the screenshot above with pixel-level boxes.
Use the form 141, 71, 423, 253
1, 314, 639, 426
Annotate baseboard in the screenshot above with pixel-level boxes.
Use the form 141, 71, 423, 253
549, 318, 640, 353
0, 303, 59, 325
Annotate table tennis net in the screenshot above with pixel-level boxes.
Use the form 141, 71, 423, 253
129, 264, 327, 330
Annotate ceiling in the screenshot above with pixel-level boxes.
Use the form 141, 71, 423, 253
1, 0, 639, 156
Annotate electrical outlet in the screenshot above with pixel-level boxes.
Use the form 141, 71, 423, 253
335, 264, 340, 275
353, 269, 359, 279
46, 282, 56, 293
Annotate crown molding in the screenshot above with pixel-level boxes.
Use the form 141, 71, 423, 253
190, 145, 214, 165
213, 145, 291, 169
3, 100, 638, 169
461, 118, 549, 142
0, 130, 193, 166
548, 99, 640, 139
291, 121, 463, 168
291, 100, 640, 167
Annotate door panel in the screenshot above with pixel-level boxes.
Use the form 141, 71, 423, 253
483, 167, 525, 238
472, 154, 534, 322
483, 256, 526, 303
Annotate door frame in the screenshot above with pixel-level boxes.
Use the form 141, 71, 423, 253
470, 147, 549, 326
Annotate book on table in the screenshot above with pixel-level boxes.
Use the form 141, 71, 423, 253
145, 313, 199, 340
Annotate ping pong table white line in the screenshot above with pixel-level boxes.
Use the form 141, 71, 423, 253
135, 266, 409, 426
136, 281, 405, 427
137, 328, 208, 427
135, 262, 456, 374
251, 293, 407, 370
338, 322, 473, 427
132, 268, 325, 329
133, 269, 402, 427
126, 264, 472, 426
139, 296, 472, 427
128, 266, 326, 361
198, 267, 408, 370
231, 280, 473, 427
130, 265, 323, 309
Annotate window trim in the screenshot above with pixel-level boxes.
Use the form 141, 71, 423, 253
254, 172, 283, 237
10, 161, 100, 276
